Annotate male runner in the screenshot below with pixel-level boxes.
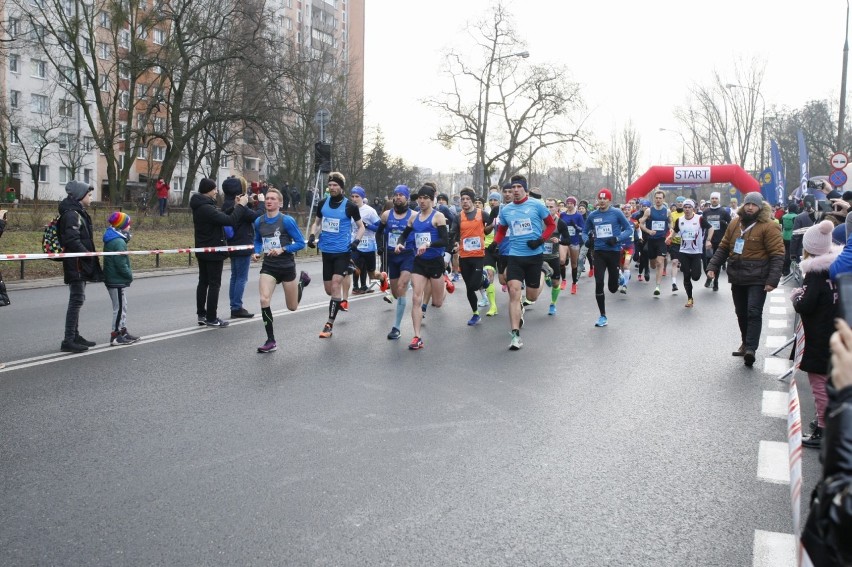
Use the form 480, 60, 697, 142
672, 198, 713, 308
638, 189, 670, 297
453, 188, 489, 325
376, 185, 415, 340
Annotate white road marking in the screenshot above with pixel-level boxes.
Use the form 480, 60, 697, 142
768, 320, 789, 329
765, 335, 790, 348
757, 441, 791, 484
761, 391, 788, 418
769, 307, 787, 315
764, 358, 792, 375
752, 530, 796, 567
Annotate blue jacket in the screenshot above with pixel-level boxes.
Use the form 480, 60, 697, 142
830, 232, 852, 281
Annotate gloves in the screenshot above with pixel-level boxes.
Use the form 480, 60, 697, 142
349, 239, 361, 252
307, 234, 316, 248
526, 238, 544, 249
607, 236, 618, 246
789, 287, 804, 303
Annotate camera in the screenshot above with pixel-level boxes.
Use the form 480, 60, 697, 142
807, 179, 826, 191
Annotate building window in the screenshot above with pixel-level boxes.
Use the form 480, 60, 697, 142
99, 11, 110, 27
84, 137, 95, 151
137, 83, 148, 98
10, 91, 20, 109
31, 24, 46, 41
119, 90, 130, 109
137, 145, 147, 159
118, 29, 130, 48
153, 28, 165, 44
58, 99, 74, 117
10, 127, 20, 145
60, 66, 74, 84
118, 121, 128, 140
81, 35, 91, 54
59, 166, 69, 183
32, 60, 47, 79
31, 94, 49, 114
98, 42, 110, 59
136, 25, 148, 40
152, 146, 164, 161
9, 18, 19, 38
11, 163, 21, 178
154, 117, 165, 131
119, 64, 130, 80
39, 165, 49, 183
10, 55, 19, 73
61, 0, 74, 15
84, 169, 92, 184
58, 133, 72, 149
100, 75, 110, 92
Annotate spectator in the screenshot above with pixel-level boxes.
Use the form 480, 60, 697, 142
103, 212, 141, 345
222, 176, 262, 319
155, 178, 169, 216
781, 203, 798, 275
792, 196, 817, 261
59, 181, 103, 353
280, 185, 290, 210
290, 186, 300, 211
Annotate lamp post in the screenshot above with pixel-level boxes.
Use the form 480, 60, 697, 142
726, 83, 766, 171
839, 0, 850, 150
473, 50, 529, 194
658, 127, 688, 165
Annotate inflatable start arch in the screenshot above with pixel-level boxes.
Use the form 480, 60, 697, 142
625, 165, 760, 202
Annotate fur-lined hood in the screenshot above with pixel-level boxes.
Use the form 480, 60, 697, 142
736, 201, 774, 223
799, 244, 843, 274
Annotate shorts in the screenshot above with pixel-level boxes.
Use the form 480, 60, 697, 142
321, 251, 351, 281
260, 263, 296, 284
412, 256, 445, 279
667, 244, 680, 263
646, 238, 667, 259
352, 249, 377, 273
387, 251, 414, 280
506, 255, 543, 288
496, 255, 509, 274
543, 257, 561, 279
484, 249, 498, 268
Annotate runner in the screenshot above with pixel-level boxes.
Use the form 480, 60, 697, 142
347, 186, 387, 296
306, 172, 364, 339
376, 185, 415, 340
492, 174, 556, 350
452, 188, 489, 325
543, 198, 571, 314
671, 199, 712, 308
252, 188, 311, 353
637, 189, 670, 297
701, 191, 731, 291
583, 188, 634, 327
559, 196, 585, 295
666, 195, 686, 294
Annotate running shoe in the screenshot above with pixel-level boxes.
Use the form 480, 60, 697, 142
379, 272, 389, 292
387, 327, 401, 340
339, 300, 349, 312
570, 283, 577, 295
197, 315, 207, 326
110, 333, 134, 346
486, 307, 498, 317
560, 280, 567, 291
522, 297, 534, 307
319, 323, 333, 338
644, 271, 650, 280
619, 285, 627, 294
703, 277, 713, 289
509, 332, 523, 351
408, 336, 423, 350
444, 274, 455, 294
467, 314, 481, 326
478, 296, 490, 308
672, 283, 678, 294
501, 284, 507, 293
383, 292, 394, 304
662, 269, 667, 276
637, 274, 644, 282
351, 288, 365, 296
618, 273, 625, 287
120, 329, 140, 343
744, 349, 756, 367
594, 315, 608, 327
588, 267, 595, 278
257, 340, 277, 353
205, 318, 229, 327
300, 271, 312, 288
685, 298, 694, 308
653, 286, 661, 296
520, 303, 525, 329
548, 304, 556, 316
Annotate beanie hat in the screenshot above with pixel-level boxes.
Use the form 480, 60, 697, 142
221, 177, 243, 197
566, 196, 577, 205
502, 182, 513, 190
641, 199, 652, 207
488, 191, 501, 201
328, 172, 346, 188
803, 220, 835, 256
529, 188, 542, 200
417, 185, 436, 200
743, 192, 763, 207
710, 191, 721, 200
198, 178, 217, 193
683, 199, 695, 208
393, 185, 410, 199
510, 175, 528, 191
675, 195, 686, 203
350, 186, 366, 198
108, 211, 131, 230
597, 188, 613, 201
66, 180, 92, 201
437, 193, 449, 202
460, 188, 476, 201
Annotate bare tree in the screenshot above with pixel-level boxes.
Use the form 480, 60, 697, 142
424, 2, 589, 193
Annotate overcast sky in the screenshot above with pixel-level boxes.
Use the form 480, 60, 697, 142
363, 0, 850, 175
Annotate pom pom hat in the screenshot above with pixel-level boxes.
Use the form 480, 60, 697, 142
108, 211, 131, 230
803, 220, 834, 257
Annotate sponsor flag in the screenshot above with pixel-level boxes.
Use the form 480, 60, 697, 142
796, 130, 809, 201
770, 139, 786, 205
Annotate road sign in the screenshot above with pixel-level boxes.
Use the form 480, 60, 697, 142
829, 169, 848, 187
314, 108, 331, 127
830, 152, 849, 169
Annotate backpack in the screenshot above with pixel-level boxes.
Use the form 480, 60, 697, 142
43, 212, 79, 260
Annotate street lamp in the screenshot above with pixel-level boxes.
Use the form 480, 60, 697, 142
474, 50, 530, 193
658, 127, 688, 165
839, 0, 849, 150
726, 83, 766, 171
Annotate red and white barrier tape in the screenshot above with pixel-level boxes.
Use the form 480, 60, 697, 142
0, 244, 254, 261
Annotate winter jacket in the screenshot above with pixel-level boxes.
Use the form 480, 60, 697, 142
830, 232, 852, 281
222, 197, 262, 258
792, 247, 841, 374
102, 227, 133, 288
781, 212, 797, 241
707, 202, 784, 288
791, 210, 816, 259
58, 196, 103, 284
801, 384, 852, 566
190, 192, 249, 260
156, 180, 169, 199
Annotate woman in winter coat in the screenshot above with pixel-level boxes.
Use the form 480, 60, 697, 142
791, 220, 842, 449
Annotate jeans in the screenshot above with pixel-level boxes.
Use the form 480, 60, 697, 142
730, 284, 768, 351
229, 255, 251, 311
158, 197, 167, 216
197, 258, 224, 321
64, 280, 86, 342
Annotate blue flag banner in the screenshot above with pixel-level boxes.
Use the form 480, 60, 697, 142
759, 168, 775, 203
796, 130, 809, 201
770, 139, 786, 205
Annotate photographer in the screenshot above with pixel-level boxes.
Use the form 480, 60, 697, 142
801, 317, 852, 566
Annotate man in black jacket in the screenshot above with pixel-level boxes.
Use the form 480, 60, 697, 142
222, 176, 262, 318
190, 178, 249, 327
59, 181, 103, 353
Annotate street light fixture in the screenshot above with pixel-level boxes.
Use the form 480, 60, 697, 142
658, 127, 688, 165
839, 0, 849, 150
725, 83, 766, 172
474, 50, 530, 194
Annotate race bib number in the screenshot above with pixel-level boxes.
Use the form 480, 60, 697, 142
321, 217, 340, 233
511, 218, 534, 236
358, 233, 375, 251
595, 224, 613, 238
543, 242, 554, 254
262, 235, 281, 253
651, 220, 665, 231
415, 232, 431, 248
567, 226, 576, 236
681, 229, 696, 241
709, 220, 721, 230
462, 236, 482, 251
733, 238, 745, 254
388, 232, 400, 248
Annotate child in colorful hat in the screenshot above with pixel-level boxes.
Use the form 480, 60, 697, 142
103, 211, 141, 345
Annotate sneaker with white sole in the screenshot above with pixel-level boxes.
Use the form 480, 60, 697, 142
257, 340, 277, 353
509, 332, 523, 351
595, 315, 608, 327
205, 318, 229, 328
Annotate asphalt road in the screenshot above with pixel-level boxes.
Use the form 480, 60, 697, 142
0, 262, 823, 566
